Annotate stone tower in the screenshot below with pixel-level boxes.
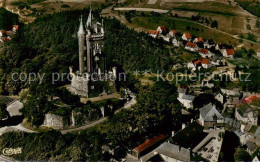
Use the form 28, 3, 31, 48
69, 9, 108, 98
78, 15, 86, 75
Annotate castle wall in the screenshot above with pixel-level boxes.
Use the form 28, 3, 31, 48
70, 75, 89, 97
43, 113, 66, 129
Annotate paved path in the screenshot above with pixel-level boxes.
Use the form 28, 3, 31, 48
61, 117, 107, 134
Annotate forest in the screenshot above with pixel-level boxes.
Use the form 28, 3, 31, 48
0, 8, 172, 95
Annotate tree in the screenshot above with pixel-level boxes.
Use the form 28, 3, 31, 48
0, 102, 9, 120
211, 20, 218, 28
234, 147, 251, 161
193, 93, 216, 108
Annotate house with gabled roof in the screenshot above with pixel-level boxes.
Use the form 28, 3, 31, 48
235, 102, 258, 126
131, 134, 167, 159
221, 48, 235, 58
152, 142, 191, 162
204, 39, 216, 49
12, 25, 19, 32
182, 32, 192, 41
193, 37, 203, 43
157, 26, 167, 35
169, 29, 177, 37
178, 94, 196, 109
201, 58, 210, 69
185, 42, 198, 52
148, 30, 159, 38
199, 103, 224, 129
246, 141, 257, 155
199, 48, 213, 58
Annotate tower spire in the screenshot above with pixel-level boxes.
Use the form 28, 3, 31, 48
86, 7, 92, 28
78, 15, 85, 35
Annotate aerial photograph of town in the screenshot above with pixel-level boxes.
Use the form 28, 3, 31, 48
0, 0, 259, 161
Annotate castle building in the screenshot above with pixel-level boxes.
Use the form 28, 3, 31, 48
70, 9, 116, 98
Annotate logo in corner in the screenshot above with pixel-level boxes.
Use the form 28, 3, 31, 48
2, 148, 22, 156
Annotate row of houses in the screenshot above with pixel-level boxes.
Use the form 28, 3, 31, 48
148, 26, 235, 59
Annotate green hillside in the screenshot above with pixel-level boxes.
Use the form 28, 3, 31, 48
0, 9, 171, 95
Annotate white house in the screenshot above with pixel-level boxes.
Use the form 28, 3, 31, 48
187, 59, 201, 71
193, 37, 203, 43
172, 38, 180, 47
199, 48, 213, 58
185, 42, 198, 52
204, 40, 216, 49
199, 103, 224, 129
215, 93, 225, 104
201, 58, 210, 69
221, 48, 235, 58
235, 102, 258, 126
148, 30, 159, 38
178, 94, 195, 109
182, 32, 192, 41
12, 25, 19, 32
157, 26, 167, 35
169, 30, 177, 37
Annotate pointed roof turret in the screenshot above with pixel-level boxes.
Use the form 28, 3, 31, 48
86, 8, 92, 28
78, 15, 86, 35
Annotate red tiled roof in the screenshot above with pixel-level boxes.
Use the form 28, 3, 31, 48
201, 58, 209, 64
197, 37, 203, 43
184, 32, 192, 39
0, 30, 7, 34
159, 26, 167, 32
199, 48, 209, 54
193, 60, 201, 65
171, 30, 177, 34
186, 42, 196, 48
226, 49, 235, 55
133, 134, 167, 153
149, 30, 159, 35
242, 94, 260, 104
12, 25, 19, 30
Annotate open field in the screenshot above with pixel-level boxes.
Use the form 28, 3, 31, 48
115, 0, 260, 43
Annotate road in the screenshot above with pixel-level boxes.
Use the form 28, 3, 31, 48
61, 117, 107, 134
113, 7, 169, 13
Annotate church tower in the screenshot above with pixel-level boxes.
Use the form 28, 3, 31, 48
78, 15, 86, 75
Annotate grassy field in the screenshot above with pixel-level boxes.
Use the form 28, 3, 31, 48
126, 15, 260, 50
